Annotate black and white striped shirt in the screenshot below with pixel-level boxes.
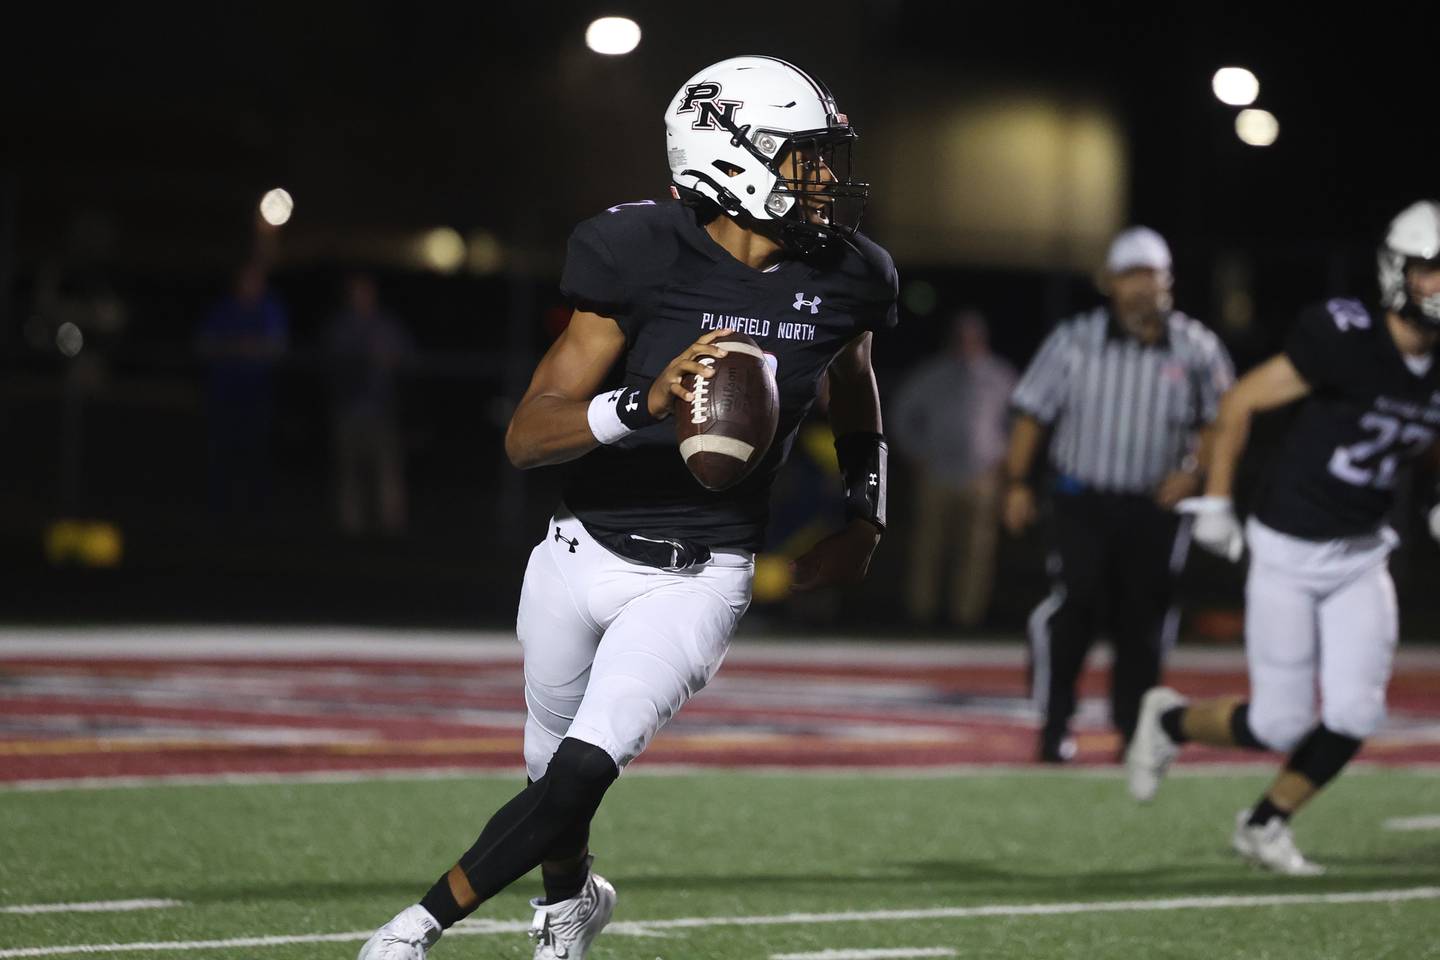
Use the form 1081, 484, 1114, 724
1011, 308, 1235, 494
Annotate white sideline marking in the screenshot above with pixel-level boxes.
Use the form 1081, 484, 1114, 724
773, 950, 956, 959
1, 768, 528, 793
0, 900, 182, 916
1, 888, 1437, 958
4, 762, 1437, 793
0, 932, 374, 958
1384, 814, 1440, 831
13, 625, 1440, 669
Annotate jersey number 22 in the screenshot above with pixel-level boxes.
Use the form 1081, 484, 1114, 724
1328, 413, 1433, 490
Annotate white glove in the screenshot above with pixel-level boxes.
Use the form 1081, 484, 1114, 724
1177, 496, 1244, 562
1429, 502, 1440, 544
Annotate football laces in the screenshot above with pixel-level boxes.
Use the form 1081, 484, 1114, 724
690, 357, 715, 424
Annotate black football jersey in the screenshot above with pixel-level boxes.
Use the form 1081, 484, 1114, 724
1253, 299, 1440, 539
557, 199, 898, 551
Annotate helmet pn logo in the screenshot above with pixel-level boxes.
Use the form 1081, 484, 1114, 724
793, 293, 822, 315
676, 82, 744, 131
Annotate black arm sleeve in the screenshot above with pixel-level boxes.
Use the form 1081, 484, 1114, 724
835, 431, 888, 531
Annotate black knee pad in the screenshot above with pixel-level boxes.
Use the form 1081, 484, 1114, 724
540, 738, 618, 817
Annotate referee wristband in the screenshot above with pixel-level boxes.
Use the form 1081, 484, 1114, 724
587, 386, 660, 445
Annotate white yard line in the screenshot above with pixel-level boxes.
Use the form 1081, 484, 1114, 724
772, 950, 957, 959
1, 888, 1436, 958
3, 762, 1438, 793
0, 901, 182, 916
15, 626, 1437, 669
1383, 814, 1440, 831
0, 768, 527, 793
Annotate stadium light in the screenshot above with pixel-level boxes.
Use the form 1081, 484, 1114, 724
1235, 109, 1279, 147
421, 227, 467, 273
259, 188, 294, 226
56, 322, 84, 357
585, 17, 641, 55
1212, 67, 1259, 107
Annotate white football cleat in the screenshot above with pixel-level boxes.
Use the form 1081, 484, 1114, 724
528, 861, 616, 960
1231, 809, 1325, 876
1126, 686, 1186, 802
357, 905, 443, 960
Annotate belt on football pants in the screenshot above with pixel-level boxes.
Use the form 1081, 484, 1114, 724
592, 530, 713, 571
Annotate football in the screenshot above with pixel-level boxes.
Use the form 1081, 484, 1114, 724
674, 331, 779, 491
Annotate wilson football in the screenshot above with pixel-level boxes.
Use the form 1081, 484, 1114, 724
674, 331, 779, 491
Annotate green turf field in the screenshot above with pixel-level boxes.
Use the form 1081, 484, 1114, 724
3, 770, 1438, 959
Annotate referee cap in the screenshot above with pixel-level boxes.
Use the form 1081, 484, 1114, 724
1106, 226, 1172, 273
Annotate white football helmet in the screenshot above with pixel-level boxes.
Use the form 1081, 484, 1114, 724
1378, 200, 1440, 328
664, 56, 867, 253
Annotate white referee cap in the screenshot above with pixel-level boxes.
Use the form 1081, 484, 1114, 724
1106, 226, 1172, 273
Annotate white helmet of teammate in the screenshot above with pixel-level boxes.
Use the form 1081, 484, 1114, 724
664, 56, 868, 252
1378, 199, 1440, 328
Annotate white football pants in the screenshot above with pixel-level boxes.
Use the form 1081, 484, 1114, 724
1243, 517, 1399, 751
515, 506, 753, 781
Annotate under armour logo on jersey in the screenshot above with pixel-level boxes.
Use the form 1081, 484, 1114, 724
794, 293, 822, 314
676, 81, 744, 131
554, 527, 579, 553
625, 391, 640, 413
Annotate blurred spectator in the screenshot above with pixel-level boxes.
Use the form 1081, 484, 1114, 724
196, 263, 289, 519
325, 273, 415, 536
891, 310, 1016, 629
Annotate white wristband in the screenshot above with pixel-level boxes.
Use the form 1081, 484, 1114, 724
587, 390, 633, 445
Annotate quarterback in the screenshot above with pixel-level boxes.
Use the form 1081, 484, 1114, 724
357, 55, 897, 959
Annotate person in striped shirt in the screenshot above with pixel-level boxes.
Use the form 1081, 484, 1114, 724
1002, 227, 1235, 763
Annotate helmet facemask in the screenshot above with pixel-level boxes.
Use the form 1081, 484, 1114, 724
682, 109, 869, 256
1379, 249, 1440, 330
764, 130, 868, 255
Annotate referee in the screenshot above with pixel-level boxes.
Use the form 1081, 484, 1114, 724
1003, 227, 1235, 763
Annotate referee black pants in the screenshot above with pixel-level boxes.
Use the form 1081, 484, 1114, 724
1030, 491, 1187, 747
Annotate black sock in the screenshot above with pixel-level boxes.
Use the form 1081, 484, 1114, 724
1247, 796, 1288, 826
1286, 725, 1363, 787
1159, 706, 1189, 744
542, 858, 591, 904
419, 874, 466, 930
540, 817, 592, 904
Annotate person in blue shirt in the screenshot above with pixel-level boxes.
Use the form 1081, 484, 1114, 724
196, 263, 289, 518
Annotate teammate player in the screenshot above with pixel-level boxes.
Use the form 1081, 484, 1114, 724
1126, 200, 1440, 874
358, 56, 897, 959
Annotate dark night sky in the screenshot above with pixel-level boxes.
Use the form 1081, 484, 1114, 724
3, 2, 1435, 269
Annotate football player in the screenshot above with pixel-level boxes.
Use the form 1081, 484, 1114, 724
357, 56, 897, 959
1126, 200, 1440, 874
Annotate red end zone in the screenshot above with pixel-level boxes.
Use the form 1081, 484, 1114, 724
2, 630, 1438, 783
